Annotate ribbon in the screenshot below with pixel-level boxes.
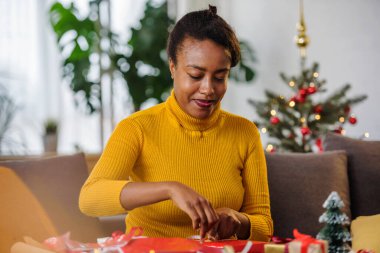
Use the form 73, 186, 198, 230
269, 236, 293, 253
271, 236, 293, 244
112, 227, 144, 243
293, 229, 326, 253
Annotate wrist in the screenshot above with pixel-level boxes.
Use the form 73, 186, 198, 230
236, 212, 250, 240
162, 181, 180, 200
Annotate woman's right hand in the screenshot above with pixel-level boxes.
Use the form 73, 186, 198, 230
168, 182, 219, 238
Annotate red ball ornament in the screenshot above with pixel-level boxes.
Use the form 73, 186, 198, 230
299, 88, 308, 98
301, 127, 311, 136
296, 95, 306, 103
349, 115, 357, 124
313, 105, 323, 114
307, 86, 317, 94
270, 116, 280, 125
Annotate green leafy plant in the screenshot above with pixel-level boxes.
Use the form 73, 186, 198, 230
50, 0, 258, 113
49, 1, 102, 114
44, 119, 58, 135
118, 1, 257, 111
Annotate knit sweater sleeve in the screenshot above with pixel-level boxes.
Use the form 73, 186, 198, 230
240, 127, 273, 241
79, 118, 143, 217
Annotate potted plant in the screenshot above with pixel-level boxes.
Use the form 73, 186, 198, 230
43, 119, 58, 153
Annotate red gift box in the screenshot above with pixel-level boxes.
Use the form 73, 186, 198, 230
122, 238, 266, 253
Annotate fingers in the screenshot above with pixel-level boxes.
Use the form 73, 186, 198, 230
214, 209, 241, 239
207, 220, 220, 241
201, 199, 219, 237
168, 182, 218, 237
192, 198, 218, 238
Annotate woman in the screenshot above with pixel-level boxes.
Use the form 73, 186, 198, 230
79, 5, 273, 241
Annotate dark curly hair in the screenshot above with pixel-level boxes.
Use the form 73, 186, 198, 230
167, 5, 241, 67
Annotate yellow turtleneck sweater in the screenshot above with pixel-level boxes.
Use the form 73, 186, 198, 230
79, 93, 273, 241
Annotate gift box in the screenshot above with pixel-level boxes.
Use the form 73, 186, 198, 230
21, 227, 266, 253
264, 243, 288, 253
265, 230, 328, 253
287, 230, 327, 253
264, 236, 292, 253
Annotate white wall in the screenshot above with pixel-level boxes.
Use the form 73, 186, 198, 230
178, 0, 380, 140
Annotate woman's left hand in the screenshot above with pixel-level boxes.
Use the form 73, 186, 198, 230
208, 207, 250, 240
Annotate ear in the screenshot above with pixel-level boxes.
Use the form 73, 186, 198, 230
169, 59, 175, 79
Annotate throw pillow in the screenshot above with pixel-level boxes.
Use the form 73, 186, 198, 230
266, 151, 350, 238
351, 214, 380, 253
0, 166, 57, 253
324, 132, 380, 218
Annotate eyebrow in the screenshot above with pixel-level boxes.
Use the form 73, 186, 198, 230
186, 64, 230, 73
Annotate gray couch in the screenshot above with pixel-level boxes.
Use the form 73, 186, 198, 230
267, 132, 380, 238
0, 153, 125, 251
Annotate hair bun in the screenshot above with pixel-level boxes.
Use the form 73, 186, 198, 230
208, 5, 217, 16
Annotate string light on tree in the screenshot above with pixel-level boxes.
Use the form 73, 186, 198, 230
248, 0, 367, 153
266, 144, 275, 153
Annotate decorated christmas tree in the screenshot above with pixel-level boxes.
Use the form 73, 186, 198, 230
317, 191, 351, 253
248, 0, 367, 153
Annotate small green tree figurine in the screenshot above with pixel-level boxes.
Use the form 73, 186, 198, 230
317, 191, 351, 253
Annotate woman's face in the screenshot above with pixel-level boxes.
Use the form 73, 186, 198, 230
169, 37, 231, 119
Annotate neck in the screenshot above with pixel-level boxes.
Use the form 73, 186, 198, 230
165, 90, 221, 131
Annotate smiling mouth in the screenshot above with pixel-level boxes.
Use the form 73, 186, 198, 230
193, 99, 216, 108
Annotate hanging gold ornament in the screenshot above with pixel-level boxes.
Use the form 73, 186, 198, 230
295, 0, 310, 58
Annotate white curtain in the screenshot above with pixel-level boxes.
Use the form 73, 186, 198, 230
0, 0, 148, 155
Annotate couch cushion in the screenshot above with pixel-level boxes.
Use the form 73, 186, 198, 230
324, 132, 380, 218
0, 153, 121, 242
266, 151, 350, 238
0, 166, 57, 253
351, 214, 380, 253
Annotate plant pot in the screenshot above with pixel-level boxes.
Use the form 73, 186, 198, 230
43, 133, 58, 153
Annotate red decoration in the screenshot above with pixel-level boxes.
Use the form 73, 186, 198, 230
315, 138, 323, 152
344, 105, 351, 114
270, 116, 280, 125
301, 127, 311, 136
299, 88, 308, 97
313, 105, 323, 114
349, 115, 357, 125
270, 147, 276, 153
334, 127, 343, 134
307, 86, 317, 94
296, 95, 306, 103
